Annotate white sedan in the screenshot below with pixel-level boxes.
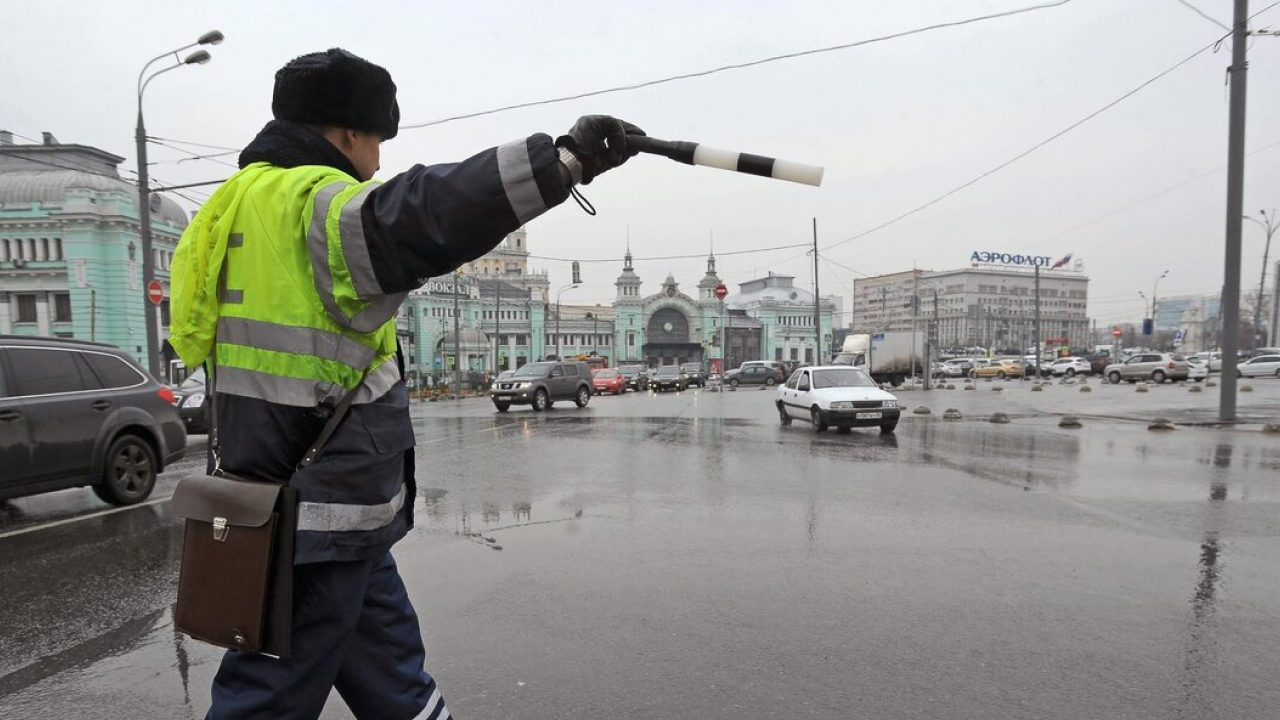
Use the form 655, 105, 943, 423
776, 366, 901, 434
1238, 354, 1280, 378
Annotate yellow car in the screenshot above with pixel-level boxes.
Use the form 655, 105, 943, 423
970, 359, 1023, 379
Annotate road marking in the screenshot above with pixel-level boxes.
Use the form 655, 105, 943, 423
0, 495, 172, 540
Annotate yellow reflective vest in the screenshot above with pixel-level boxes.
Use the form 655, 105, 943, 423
170, 163, 403, 406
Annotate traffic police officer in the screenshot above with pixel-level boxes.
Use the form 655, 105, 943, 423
169, 48, 644, 720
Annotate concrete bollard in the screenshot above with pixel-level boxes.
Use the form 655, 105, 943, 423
1188, 385, 1202, 393
1136, 383, 1149, 393
1079, 385, 1092, 393
992, 386, 1004, 392
989, 412, 1011, 424
946, 384, 957, 390
1031, 384, 1043, 392
1058, 415, 1083, 428
1262, 423, 1280, 435
964, 384, 976, 391
1206, 380, 1217, 387
913, 405, 932, 415
1148, 418, 1175, 431
943, 408, 963, 420
1241, 385, 1254, 393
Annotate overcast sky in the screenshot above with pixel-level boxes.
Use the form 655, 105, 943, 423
5, 0, 1280, 325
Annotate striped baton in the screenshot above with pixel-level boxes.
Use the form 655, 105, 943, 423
627, 136, 824, 187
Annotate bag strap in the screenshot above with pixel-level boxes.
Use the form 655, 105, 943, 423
207, 358, 370, 473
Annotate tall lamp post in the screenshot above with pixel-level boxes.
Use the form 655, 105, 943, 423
136, 30, 223, 379
1244, 210, 1276, 349
554, 282, 578, 359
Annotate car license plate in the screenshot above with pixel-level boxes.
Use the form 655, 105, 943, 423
855, 412, 882, 419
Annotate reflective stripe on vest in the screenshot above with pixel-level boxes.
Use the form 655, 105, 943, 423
217, 357, 401, 407
297, 484, 406, 533
216, 316, 377, 370
308, 182, 405, 333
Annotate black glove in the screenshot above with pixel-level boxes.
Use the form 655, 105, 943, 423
556, 115, 646, 184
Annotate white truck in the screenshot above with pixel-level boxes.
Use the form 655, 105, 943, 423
832, 331, 925, 386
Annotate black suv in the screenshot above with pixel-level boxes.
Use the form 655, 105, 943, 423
618, 364, 649, 391
679, 363, 707, 388
0, 335, 187, 505
490, 360, 594, 412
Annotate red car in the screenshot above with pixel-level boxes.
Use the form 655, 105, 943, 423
592, 368, 628, 395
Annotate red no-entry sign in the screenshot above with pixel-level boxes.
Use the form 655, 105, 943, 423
147, 280, 165, 305
1111, 326, 1123, 338
715, 283, 728, 300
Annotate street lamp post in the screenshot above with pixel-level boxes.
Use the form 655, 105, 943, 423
1244, 210, 1276, 349
136, 30, 223, 380
554, 282, 578, 359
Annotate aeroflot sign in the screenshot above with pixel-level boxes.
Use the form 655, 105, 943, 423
970, 251, 1072, 269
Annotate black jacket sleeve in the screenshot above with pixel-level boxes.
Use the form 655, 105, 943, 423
359, 133, 569, 294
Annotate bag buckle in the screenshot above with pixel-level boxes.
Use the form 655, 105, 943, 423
212, 516, 229, 542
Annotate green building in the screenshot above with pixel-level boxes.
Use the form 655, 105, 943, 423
0, 132, 187, 376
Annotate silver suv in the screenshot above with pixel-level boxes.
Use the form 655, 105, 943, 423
1105, 353, 1190, 384
490, 360, 593, 412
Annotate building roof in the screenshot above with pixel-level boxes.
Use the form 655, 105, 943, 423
0, 169, 190, 229
727, 273, 826, 309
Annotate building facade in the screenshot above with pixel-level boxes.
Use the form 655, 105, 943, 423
0, 133, 187, 375
852, 264, 1090, 352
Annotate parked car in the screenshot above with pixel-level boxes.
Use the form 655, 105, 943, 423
1251, 347, 1280, 359
776, 366, 901, 434
490, 360, 593, 412
618, 364, 649, 391
650, 365, 689, 392
943, 358, 976, 374
970, 359, 1023, 379
680, 362, 707, 387
1237, 354, 1280, 378
1082, 353, 1111, 375
591, 368, 628, 395
168, 366, 209, 434
933, 361, 964, 378
1105, 353, 1190, 384
723, 365, 781, 387
1186, 357, 1209, 382
1049, 357, 1092, 377
0, 335, 187, 505
738, 360, 787, 382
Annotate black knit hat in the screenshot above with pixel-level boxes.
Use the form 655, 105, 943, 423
272, 48, 400, 140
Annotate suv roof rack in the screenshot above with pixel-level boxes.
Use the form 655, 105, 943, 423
0, 334, 120, 349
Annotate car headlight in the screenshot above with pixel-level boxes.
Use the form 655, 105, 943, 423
830, 401, 852, 409
882, 399, 898, 408
183, 391, 206, 408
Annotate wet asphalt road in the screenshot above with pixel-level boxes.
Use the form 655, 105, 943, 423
2, 380, 1279, 719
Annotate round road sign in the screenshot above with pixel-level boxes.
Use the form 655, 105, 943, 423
715, 283, 728, 300
1111, 326, 1123, 338
147, 280, 165, 305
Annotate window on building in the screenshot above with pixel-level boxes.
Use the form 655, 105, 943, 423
775, 347, 783, 361
628, 334, 635, 346
55, 239, 64, 261
805, 348, 814, 364
790, 347, 799, 361
15, 294, 37, 323
161, 298, 171, 326
53, 293, 72, 322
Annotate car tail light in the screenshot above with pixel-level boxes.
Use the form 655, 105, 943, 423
1168, 361, 1176, 369
157, 387, 177, 404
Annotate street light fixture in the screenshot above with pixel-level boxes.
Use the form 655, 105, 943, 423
554, 282, 578, 359
1244, 209, 1276, 350
135, 30, 223, 380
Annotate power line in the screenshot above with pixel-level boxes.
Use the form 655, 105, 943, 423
527, 242, 808, 264
146, 136, 240, 152
147, 139, 238, 169
1172, 0, 1231, 30
819, 33, 1229, 256
399, 0, 1075, 131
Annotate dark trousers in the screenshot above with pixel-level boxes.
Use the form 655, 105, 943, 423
207, 552, 450, 720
